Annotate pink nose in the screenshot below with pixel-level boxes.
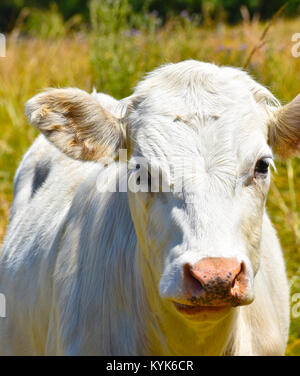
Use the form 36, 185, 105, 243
183, 257, 248, 306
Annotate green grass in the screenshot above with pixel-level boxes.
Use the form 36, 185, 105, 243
0, 9, 299, 354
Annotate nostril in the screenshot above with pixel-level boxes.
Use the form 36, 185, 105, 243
231, 261, 246, 296
183, 263, 205, 293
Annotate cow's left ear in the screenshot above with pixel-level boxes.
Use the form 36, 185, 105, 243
26, 88, 126, 161
269, 94, 300, 159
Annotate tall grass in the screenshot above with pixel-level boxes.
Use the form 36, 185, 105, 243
0, 3, 299, 354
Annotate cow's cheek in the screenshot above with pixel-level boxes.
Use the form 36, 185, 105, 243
241, 190, 265, 275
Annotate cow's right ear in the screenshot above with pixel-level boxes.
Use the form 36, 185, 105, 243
26, 88, 126, 161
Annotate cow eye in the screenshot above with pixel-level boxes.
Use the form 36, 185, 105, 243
136, 164, 141, 185
148, 172, 152, 192
254, 158, 270, 177
135, 165, 152, 192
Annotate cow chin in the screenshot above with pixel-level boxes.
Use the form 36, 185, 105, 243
172, 302, 233, 322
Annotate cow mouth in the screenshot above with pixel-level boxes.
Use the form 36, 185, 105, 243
172, 302, 230, 315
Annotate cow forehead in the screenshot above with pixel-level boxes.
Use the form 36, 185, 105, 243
127, 61, 275, 161
131, 60, 279, 112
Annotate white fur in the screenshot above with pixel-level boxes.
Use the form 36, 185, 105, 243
0, 62, 291, 355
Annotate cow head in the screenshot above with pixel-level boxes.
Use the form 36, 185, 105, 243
26, 61, 300, 321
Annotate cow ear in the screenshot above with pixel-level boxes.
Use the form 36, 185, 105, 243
26, 88, 126, 161
269, 94, 300, 159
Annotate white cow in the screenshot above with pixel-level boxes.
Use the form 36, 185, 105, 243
1, 60, 299, 355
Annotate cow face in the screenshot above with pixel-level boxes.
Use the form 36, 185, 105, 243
26, 61, 300, 320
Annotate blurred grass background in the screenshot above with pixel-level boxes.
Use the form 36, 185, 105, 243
0, 0, 299, 355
